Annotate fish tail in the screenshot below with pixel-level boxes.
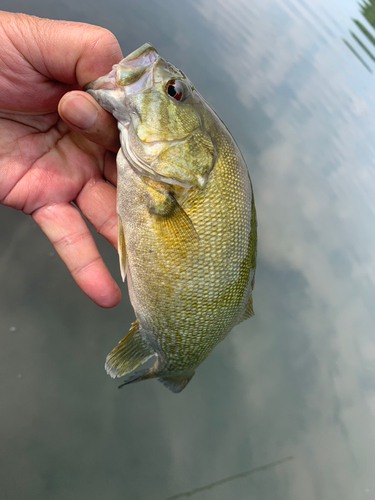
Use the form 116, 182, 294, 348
105, 320, 154, 378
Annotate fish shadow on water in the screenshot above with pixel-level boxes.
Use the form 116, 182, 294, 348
162, 456, 293, 500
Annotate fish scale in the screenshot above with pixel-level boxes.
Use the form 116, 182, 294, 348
85, 43, 256, 392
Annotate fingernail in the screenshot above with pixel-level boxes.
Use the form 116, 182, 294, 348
62, 95, 98, 130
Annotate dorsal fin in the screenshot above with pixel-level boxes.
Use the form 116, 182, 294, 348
158, 372, 195, 393
242, 294, 254, 319
105, 321, 154, 378
235, 295, 254, 326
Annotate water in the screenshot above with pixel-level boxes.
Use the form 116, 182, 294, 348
1, 0, 375, 498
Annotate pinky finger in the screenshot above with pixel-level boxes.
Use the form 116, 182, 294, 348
32, 202, 121, 308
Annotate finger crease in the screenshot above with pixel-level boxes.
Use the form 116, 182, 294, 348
97, 214, 117, 236
70, 255, 102, 278
52, 230, 92, 249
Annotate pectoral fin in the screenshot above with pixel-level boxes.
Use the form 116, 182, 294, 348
157, 201, 199, 254
147, 188, 199, 254
117, 215, 127, 282
105, 321, 154, 378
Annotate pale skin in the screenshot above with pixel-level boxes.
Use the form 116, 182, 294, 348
0, 11, 124, 307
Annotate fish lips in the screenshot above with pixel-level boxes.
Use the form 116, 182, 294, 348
84, 69, 130, 123
83, 43, 159, 122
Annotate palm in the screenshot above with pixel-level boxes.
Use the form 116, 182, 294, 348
1, 112, 104, 211
0, 106, 120, 307
0, 106, 116, 207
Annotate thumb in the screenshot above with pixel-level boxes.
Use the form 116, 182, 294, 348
58, 91, 120, 153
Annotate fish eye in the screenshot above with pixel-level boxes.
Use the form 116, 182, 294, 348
165, 80, 188, 102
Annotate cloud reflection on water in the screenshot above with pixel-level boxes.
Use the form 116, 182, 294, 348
1, 0, 375, 498
192, 0, 375, 497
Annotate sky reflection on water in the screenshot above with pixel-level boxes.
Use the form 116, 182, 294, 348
1, 0, 375, 499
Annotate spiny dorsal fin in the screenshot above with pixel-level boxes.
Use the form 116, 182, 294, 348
158, 372, 195, 393
117, 215, 127, 282
105, 321, 154, 378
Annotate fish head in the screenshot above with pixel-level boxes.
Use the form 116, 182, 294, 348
84, 43, 215, 189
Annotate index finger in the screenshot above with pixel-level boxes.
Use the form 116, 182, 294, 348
1, 12, 123, 109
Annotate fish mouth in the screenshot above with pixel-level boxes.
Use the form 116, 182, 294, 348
83, 43, 159, 122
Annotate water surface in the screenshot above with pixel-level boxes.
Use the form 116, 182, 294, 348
1, 1, 375, 499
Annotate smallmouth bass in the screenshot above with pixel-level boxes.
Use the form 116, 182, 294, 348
85, 43, 257, 393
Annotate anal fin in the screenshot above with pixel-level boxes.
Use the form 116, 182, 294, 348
118, 366, 155, 389
105, 320, 154, 378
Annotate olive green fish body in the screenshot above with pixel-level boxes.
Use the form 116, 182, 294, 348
85, 44, 256, 392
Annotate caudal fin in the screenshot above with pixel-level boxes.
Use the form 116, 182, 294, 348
105, 321, 154, 378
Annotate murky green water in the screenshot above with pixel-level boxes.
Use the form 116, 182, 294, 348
2, 0, 375, 499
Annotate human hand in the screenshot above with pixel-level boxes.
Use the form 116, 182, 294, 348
0, 12, 123, 307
